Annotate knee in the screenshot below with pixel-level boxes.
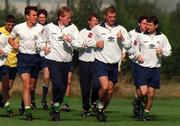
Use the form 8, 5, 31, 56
101, 85, 109, 93
23, 84, 31, 91
43, 77, 49, 84
141, 90, 148, 96
139, 87, 148, 96
147, 92, 154, 99
108, 87, 113, 95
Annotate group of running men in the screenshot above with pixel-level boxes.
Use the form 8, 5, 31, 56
0, 5, 171, 122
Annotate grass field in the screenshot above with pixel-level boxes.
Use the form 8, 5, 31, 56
1, 97, 180, 126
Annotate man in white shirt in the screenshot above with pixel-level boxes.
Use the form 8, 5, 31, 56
128, 16, 148, 118
0, 32, 13, 110
133, 16, 172, 121
0, 14, 16, 117
9, 6, 43, 121
91, 6, 131, 121
78, 13, 102, 117
40, 6, 79, 121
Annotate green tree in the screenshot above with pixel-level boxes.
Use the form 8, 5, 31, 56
163, 2, 180, 76
72, 0, 102, 30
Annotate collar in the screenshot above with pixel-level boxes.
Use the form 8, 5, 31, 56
143, 28, 161, 35
135, 26, 142, 33
53, 19, 72, 27
86, 25, 91, 30
100, 21, 119, 28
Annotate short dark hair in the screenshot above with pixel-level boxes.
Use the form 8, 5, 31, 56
88, 13, 99, 21
147, 16, 158, 25
5, 14, 15, 23
24, 6, 38, 16
138, 16, 147, 23
38, 9, 48, 17
104, 6, 116, 16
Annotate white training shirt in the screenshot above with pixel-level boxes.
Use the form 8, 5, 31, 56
78, 28, 96, 62
41, 22, 79, 62
0, 33, 12, 66
0, 33, 12, 55
9, 22, 44, 54
128, 28, 142, 61
35, 23, 50, 57
134, 32, 172, 68
91, 22, 131, 64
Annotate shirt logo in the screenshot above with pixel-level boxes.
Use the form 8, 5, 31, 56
149, 44, 156, 49
107, 36, 115, 41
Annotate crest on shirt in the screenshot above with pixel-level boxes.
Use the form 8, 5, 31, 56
149, 44, 156, 49
88, 32, 93, 38
107, 36, 115, 41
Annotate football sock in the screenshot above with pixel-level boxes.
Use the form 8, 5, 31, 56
144, 109, 150, 117
53, 102, 60, 112
5, 102, 13, 112
20, 98, 24, 108
63, 96, 69, 105
42, 84, 49, 102
30, 90, 35, 103
25, 106, 32, 115
0, 94, 4, 108
137, 96, 145, 104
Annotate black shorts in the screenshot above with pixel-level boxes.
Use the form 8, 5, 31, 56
2, 65, 17, 80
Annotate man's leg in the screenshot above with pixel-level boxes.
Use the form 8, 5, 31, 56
19, 98, 25, 115
104, 80, 114, 109
2, 74, 10, 102
0, 93, 4, 108
135, 85, 148, 119
91, 67, 100, 113
30, 78, 37, 109
143, 87, 156, 120
41, 67, 50, 110
48, 61, 69, 121
96, 76, 109, 122
21, 73, 33, 121
79, 61, 92, 116
61, 71, 72, 112
2, 74, 14, 117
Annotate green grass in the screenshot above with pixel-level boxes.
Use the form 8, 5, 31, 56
1, 97, 180, 126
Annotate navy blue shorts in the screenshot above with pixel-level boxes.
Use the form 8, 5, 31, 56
68, 61, 73, 73
17, 53, 41, 79
40, 57, 49, 69
133, 63, 160, 89
2, 65, 17, 80
95, 60, 118, 84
